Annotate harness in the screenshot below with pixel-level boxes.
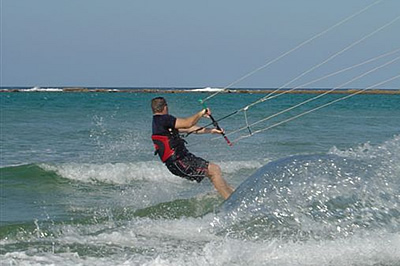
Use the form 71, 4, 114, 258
152, 129, 187, 163
151, 135, 175, 162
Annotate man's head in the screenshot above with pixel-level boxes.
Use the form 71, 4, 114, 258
151, 97, 168, 114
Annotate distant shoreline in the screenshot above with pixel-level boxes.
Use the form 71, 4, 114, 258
1, 87, 399, 95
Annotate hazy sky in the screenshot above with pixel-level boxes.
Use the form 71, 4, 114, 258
1, 0, 399, 88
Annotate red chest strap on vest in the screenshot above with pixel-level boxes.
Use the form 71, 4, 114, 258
151, 135, 175, 162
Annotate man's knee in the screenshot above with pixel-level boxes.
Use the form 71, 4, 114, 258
207, 163, 221, 179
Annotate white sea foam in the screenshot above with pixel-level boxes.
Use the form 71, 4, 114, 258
329, 134, 400, 160
190, 87, 225, 92
39, 160, 263, 184
191, 231, 400, 266
21, 86, 63, 92
40, 161, 181, 184
2, 218, 399, 266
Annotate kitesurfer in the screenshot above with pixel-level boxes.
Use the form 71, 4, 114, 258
151, 97, 234, 199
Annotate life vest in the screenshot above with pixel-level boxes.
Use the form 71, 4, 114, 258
151, 135, 175, 162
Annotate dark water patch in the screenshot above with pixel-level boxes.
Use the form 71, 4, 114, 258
1, 164, 67, 186
133, 194, 223, 219
1, 164, 76, 225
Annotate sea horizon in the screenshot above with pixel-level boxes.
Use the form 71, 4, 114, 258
1, 86, 399, 94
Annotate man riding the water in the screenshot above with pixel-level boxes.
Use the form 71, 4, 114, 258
151, 97, 234, 199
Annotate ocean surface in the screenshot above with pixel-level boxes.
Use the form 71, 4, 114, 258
1, 90, 400, 265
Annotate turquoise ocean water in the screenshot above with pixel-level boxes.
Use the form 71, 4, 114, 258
1, 90, 400, 265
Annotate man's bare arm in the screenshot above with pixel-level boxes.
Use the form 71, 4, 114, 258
175, 109, 208, 129
179, 125, 223, 135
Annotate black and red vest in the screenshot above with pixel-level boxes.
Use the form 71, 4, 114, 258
152, 130, 187, 163
152, 114, 188, 163
151, 134, 175, 162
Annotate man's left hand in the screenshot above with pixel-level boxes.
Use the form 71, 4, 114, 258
210, 128, 224, 134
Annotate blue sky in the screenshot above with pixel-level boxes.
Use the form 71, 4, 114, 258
1, 0, 399, 88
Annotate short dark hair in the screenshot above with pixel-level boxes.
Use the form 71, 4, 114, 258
151, 97, 167, 113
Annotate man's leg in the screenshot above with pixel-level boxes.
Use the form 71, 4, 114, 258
207, 163, 234, 200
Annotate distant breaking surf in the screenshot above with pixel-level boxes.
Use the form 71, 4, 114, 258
189, 87, 226, 92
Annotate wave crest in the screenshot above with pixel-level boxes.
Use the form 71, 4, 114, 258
38, 160, 263, 185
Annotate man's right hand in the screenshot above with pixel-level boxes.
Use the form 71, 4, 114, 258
202, 108, 211, 118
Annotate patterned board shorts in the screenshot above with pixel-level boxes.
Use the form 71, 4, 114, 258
165, 153, 209, 183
